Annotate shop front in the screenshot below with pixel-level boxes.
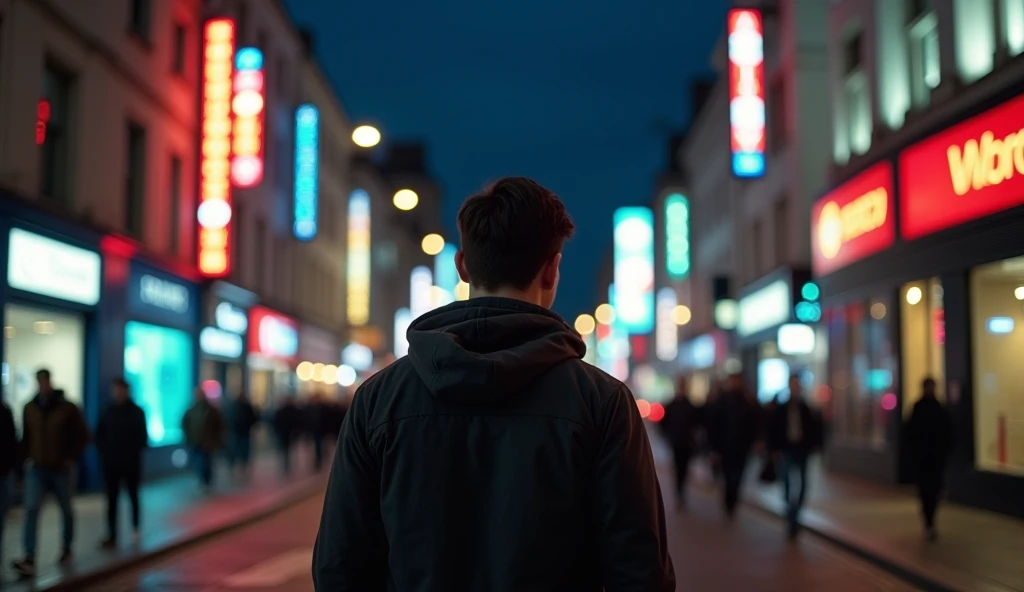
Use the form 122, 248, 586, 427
679, 330, 733, 404
735, 267, 827, 405
247, 306, 299, 410
810, 86, 1024, 516
295, 323, 341, 399
199, 282, 256, 399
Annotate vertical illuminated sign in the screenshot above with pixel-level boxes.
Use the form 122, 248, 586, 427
613, 207, 655, 334
346, 189, 370, 325
665, 194, 690, 279
394, 308, 412, 358
410, 266, 433, 319
434, 243, 459, 293
293, 104, 319, 240
728, 9, 766, 178
656, 288, 678, 362
230, 47, 265, 188
198, 18, 235, 277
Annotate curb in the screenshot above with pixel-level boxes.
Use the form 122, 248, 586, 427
34, 478, 325, 591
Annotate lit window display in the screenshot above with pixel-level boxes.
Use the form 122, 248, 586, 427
124, 321, 194, 446
900, 277, 945, 416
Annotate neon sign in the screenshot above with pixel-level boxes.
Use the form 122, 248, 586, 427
346, 189, 370, 326
727, 9, 766, 178
36, 100, 50, 145
230, 47, 264, 188
664, 193, 690, 279
613, 207, 655, 334
198, 19, 235, 277
655, 288, 678, 362
811, 162, 895, 276
293, 104, 319, 240
248, 306, 298, 360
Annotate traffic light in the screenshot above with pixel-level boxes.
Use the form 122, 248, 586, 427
795, 281, 821, 323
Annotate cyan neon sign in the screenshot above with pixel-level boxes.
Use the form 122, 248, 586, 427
293, 104, 319, 240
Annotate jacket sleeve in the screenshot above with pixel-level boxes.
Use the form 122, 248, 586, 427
312, 387, 388, 591
591, 385, 675, 592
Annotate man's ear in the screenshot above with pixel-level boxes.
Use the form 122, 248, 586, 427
455, 250, 470, 283
540, 253, 561, 290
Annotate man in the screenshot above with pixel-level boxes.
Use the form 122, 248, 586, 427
767, 374, 821, 539
95, 378, 148, 548
707, 372, 759, 519
272, 394, 304, 476
313, 177, 675, 591
661, 376, 700, 509
0, 397, 16, 569
182, 387, 225, 492
224, 390, 258, 477
904, 377, 954, 541
13, 370, 90, 577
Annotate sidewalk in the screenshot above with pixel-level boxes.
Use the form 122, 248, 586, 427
1, 445, 327, 591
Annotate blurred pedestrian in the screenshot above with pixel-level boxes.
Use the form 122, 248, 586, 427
661, 376, 700, 509
305, 392, 330, 472
313, 177, 674, 591
707, 372, 760, 520
0, 397, 17, 570
182, 387, 225, 492
12, 370, 89, 577
767, 374, 822, 540
904, 377, 954, 541
272, 394, 304, 476
96, 378, 148, 549
224, 390, 258, 477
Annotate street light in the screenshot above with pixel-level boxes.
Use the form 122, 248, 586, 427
595, 303, 615, 325
421, 233, 445, 256
393, 188, 419, 211
352, 125, 381, 148
574, 314, 596, 336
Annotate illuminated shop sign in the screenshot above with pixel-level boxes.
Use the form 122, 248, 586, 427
215, 302, 248, 333
727, 8, 766, 178
664, 193, 690, 279
293, 104, 320, 240
230, 47, 265, 188
812, 161, 895, 276
737, 279, 791, 337
777, 323, 816, 355
200, 327, 243, 358
613, 207, 655, 334
138, 274, 190, 314
410, 266, 433, 319
655, 288, 678, 362
687, 334, 718, 369
346, 189, 371, 325
248, 306, 298, 360
198, 18, 235, 277
899, 92, 1024, 240
7, 228, 101, 305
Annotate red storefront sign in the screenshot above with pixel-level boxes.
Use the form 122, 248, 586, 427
811, 161, 896, 277
899, 92, 1024, 240
248, 306, 299, 361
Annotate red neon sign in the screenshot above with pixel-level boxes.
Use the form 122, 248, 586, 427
198, 19, 235, 277
36, 100, 51, 145
727, 9, 766, 178
811, 161, 896, 277
899, 92, 1024, 240
230, 47, 265, 188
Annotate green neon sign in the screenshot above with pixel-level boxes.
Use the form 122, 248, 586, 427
665, 193, 690, 279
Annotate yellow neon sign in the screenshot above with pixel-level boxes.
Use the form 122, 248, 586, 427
818, 187, 887, 260
947, 129, 1024, 196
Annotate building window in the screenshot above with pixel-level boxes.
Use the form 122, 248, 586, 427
1004, 0, 1024, 56
129, 0, 151, 42
900, 278, 945, 416
40, 62, 74, 204
172, 24, 186, 75
773, 198, 788, 267
827, 299, 896, 450
768, 76, 786, 152
843, 33, 871, 156
971, 257, 1024, 475
125, 122, 147, 238
907, 0, 940, 107
169, 155, 182, 258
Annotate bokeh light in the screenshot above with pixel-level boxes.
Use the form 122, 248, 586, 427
421, 233, 445, 256
455, 281, 470, 301
351, 125, 380, 148
673, 305, 692, 326
393, 189, 419, 211
574, 314, 596, 335
595, 303, 616, 325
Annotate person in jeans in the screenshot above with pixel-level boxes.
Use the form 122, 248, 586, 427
182, 387, 225, 492
12, 370, 90, 577
95, 378, 148, 548
768, 374, 822, 540
313, 176, 675, 591
904, 377, 954, 541
0, 399, 17, 569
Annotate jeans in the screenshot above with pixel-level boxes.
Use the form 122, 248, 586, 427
781, 451, 808, 533
229, 433, 252, 469
23, 468, 75, 558
0, 475, 9, 566
918, 469, 944, 529
104, 462, 141, 539
191, 450, 213, 487
722, 458, 747, 516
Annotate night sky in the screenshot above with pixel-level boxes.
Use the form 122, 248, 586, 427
282, 0, 728, 320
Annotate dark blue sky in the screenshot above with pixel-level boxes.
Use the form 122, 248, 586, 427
283, 0, 728, 320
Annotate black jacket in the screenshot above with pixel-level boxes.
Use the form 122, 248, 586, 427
313, 297, 675, 592
904, 395, 954, 473
707, 389, 759, 461
95, 400, 148, 467
0, 403, 16, 477
767, 399, 822, 454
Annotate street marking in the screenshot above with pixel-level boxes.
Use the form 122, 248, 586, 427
222, 548, 312, 587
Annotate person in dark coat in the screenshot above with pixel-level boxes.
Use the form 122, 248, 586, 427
707, 372, 760, 519
661, 376, 700, 509
0, 399, 17, 569
904, 377, 954, 541
273, 395, 304, 476
305, 392, 330, 472
182, 387, 225, 491
224, 390, 258, 476
767, 374, 822, 539
95, 378, 148, 548
313, 177, 675, 591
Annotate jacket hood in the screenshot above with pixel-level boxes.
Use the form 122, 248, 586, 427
407, 297, 586, 404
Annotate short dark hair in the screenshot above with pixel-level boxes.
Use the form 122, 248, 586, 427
113, 377, 129, 390
457, 177, 575, 291
36, 369, 51, 380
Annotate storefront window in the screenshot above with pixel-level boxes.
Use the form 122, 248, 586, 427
827, 299, 895, 449
900, 277, 945, 415
124, 321, 193, 446
2, 304, 85, 434
971, 257, 1024, 475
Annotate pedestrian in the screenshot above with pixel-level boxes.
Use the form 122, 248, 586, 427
707, 372, 760, 520
0, 397, 17, 570
313, 177, 675, 591
272, 395, 303, 476
224, 390, 258, 477
181, 387, 225, 492
767, 374, 822, 540
661, 376, 700, 509
95, 378, 148, 549
305, 392, 330, 472
12, 370, 90, 577
904, 377, 954, 541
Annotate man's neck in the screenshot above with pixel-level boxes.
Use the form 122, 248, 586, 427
471, 286, 544, 308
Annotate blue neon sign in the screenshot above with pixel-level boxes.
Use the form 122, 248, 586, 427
612, 207, 655, 334
234, 47, 263, 71
293, 104, 319, 240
